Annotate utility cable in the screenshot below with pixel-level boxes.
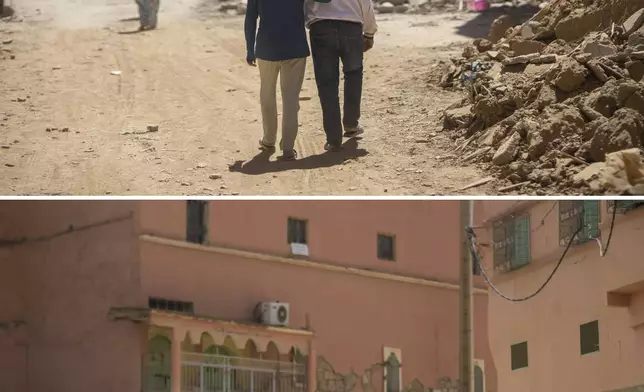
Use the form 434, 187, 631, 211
465, 225, 581, 302
593, 200, 617, 257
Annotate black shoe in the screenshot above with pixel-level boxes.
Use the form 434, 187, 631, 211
343, 125, 364, 138
324, 143, 342, 152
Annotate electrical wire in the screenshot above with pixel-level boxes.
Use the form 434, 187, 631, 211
531, 201, 557, 234
466, 225, 581, 302
593, 200, 617, 257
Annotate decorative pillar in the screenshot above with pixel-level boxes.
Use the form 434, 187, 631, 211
305, 313, 317, 392
307, 339, 317, 392
171, 328, 183, 392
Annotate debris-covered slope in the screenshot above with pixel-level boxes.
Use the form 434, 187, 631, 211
440, 0, 644, 195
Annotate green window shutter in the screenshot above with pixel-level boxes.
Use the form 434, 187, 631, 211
582, 201, 600, 240
513, 215, 531, 269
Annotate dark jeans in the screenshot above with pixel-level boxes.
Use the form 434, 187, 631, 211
309, 20, 364, 146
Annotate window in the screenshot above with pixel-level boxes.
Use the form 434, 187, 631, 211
559, 200, 600, 245
377, 234, 395, 261
510, 341, 528, 370
187, 200, 208, 244
287, 218, 307, 244
148, 297, 194, 314
492, 215, 530, 273
580, 320, 600, 355
607, 200, 644, 213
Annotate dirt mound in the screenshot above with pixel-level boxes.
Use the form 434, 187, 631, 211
438, 0, 644, 195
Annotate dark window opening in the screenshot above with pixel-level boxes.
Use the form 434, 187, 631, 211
510, 341, 528, 370
559, 200, 600, 246
287, 218, 307, 244
187, 200, 208, 244
377, 234, 395, 261
580, 320, 600, 355
148, 297, 194, 314
493, 215, 530, 273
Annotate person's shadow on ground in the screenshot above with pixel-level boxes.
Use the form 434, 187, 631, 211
228, 138, 368, 175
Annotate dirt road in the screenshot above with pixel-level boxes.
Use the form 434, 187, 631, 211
0, 0, 496, 195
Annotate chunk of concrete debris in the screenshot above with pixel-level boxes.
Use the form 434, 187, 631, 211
554, 58, 588, 92
510, 40, 546, 56
530, 54, 557, 64
586, 60, 609, 82
487, 50, 500, 60
628, 32, 644, 51
581, 32, 618, 58
492, 132, 521, 166
462, 44, 478, 59
627, 60, 644, 81
474, 38, 494, 53
577, 149, 644, 194
443, 105, 473, 130
502, 53, 540, 66
623, 9, 644, 36
589, 108, 644, 162
601, 148, 644, 195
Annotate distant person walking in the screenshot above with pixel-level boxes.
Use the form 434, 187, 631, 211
244, 0, 310, 161
304, 0, 377, 151
136, 0, 159, 31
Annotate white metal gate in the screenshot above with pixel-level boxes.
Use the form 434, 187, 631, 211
181, 353, 306, 392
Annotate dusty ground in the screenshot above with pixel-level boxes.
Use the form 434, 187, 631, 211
0, 0, 506, 195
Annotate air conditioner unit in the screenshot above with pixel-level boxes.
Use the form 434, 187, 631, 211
257, 301, 290, 327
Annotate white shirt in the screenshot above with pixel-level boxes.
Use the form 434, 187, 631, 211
304, 0, 378, 38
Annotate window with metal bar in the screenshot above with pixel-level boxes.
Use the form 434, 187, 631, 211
377, 234, 395, 261
559, 200, 600, 245
492, 215, 530, 273
287, 218, 307, 244
580, 320, 600, 355
187, 200, 208, 244
510, 341, 528, 370
606, 200, 644, 213
148, 297, 194, 314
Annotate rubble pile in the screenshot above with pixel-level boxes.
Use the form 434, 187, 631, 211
440, 0, 644, 194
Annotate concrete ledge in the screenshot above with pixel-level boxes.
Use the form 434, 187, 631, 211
140, 234, 488, 295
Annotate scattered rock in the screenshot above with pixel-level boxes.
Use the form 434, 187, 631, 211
511, 39, 546, 56
443, 105, 472, 130
492, 132, 521, 166
588, 108, 644, 162
554, 58, 588, 92
623, 9, 644, 36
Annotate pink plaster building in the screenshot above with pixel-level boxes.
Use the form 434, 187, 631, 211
474, 200, 644, 392
0, 200, 495, 392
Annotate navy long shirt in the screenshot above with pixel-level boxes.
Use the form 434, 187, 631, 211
244, 0, 310, 62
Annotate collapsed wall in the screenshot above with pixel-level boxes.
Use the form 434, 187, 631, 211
440, 0, 644, 194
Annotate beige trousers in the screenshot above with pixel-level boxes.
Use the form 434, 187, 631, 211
257, 57, 307, 152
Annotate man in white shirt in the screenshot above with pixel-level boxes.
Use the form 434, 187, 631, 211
304, 0, 378, 151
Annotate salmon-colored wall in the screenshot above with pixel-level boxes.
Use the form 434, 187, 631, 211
140, 240, 496, 391
0, 246, 27, 392
477, 201, 644, 392
139, 200, 187, 240
0, 201, 145, 392
207, 200, 462, 283
139, 200, 483, 284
